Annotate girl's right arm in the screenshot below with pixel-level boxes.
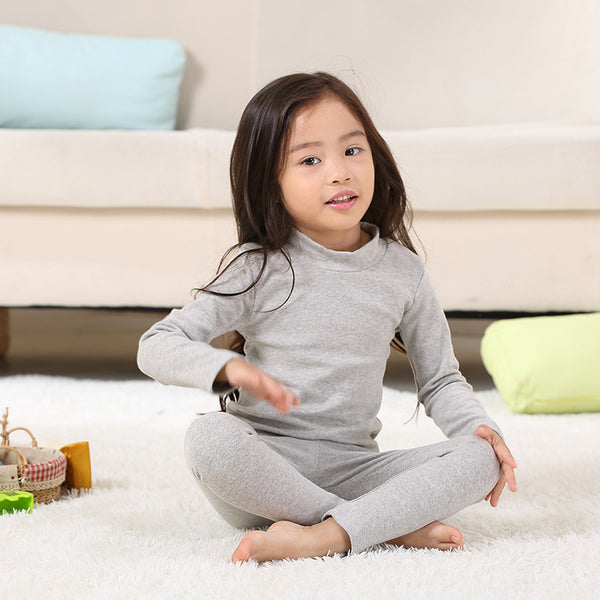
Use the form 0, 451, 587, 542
137, 256, 299, 412
137, 251, 257, 391
136, 294, 247, 393
138, 305, 298, 413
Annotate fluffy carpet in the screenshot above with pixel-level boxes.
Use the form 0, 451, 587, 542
1, 375, 599, 600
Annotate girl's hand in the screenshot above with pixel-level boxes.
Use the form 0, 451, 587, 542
475, 425, 518, 507
220, 358, 300, 414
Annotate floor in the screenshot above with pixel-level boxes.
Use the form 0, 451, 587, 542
0, 308, 496, 391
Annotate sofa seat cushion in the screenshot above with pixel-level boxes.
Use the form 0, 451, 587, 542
0, 129, 235, 209
0, 123, 598, 210
384, 121, 600, 211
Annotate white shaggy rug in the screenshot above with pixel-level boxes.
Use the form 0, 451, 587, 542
1, 375, 599, 600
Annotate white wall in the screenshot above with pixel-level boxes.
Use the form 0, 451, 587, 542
0, 0, 258, 129
255, 0, 600, 129
2, 0, 599, 129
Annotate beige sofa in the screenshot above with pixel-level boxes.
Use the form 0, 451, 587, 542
1, 1, 599, 344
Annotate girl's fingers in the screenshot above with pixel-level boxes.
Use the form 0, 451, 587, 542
475, 424, 518, 505
494, 440, 518, 469
250, 370, 300, 413
488, 465, 516, 507
475, 425, 518, 469
493, 440, 517, 494
263, 381, 291, 412
501, 459, 518, 493
223, 359, 299, 413
486, 473, 506, 507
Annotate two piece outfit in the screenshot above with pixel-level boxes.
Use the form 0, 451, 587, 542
137, 224, 500, 553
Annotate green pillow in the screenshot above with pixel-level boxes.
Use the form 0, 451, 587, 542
481, 313, 600, 413
0, 25, 185, 130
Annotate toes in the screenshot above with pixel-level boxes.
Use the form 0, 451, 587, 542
445, 533, 463, 551
231, 543, 250, 564
231, 549, 246, 564
231, 531, 260, 564
438, 542, 463, 551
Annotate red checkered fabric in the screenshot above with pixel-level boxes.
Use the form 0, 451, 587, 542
21, 453, 67, 483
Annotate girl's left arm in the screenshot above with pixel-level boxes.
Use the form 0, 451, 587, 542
398, 268, 517, 503
398, 269, 500, 438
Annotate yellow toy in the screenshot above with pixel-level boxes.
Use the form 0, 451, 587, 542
60, 441, 92, 490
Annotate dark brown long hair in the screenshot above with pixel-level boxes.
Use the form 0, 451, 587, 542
196, 72, 417, 353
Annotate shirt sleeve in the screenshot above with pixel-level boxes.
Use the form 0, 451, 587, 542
398, 268, 502, 438
137, 252, 258, 392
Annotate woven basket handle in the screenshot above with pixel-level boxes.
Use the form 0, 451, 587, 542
0, 444, 28, 467
5, 427, 38, 448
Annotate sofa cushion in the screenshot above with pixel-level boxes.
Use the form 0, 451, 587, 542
0, 129, 235, 209
0, 123, 598, 210
0, 25, 185, 130
481, 313, 600, 413
384, 122, 600, 211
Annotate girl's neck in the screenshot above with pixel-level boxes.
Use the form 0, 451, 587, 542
299, 225, 372, 253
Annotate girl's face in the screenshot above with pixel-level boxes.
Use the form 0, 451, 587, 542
278, 96, 375, 251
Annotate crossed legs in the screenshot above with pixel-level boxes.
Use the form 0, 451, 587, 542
184, 412, 499, 562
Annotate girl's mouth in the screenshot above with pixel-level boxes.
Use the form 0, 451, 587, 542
326, 194, 357, 209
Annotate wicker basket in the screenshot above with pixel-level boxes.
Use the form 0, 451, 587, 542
0, 425, 67, 504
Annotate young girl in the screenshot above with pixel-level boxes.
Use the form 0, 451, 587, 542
137, 72, 517, 564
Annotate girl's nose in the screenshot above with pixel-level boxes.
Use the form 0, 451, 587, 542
328, 160, 352, 185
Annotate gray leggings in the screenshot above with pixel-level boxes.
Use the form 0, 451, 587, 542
184, 411, 500, 553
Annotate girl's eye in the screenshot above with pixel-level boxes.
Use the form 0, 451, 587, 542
345, 147, 361, 156
301, 156, 320, 166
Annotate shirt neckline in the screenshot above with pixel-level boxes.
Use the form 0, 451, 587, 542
288, 223, 386, 272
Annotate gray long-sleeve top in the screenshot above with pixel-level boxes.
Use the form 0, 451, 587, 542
138, 224, 500, 450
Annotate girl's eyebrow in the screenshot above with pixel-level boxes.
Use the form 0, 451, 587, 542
289, 129, 366, 154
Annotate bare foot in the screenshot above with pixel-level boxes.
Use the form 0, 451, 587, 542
386, 521, 463, 551
231, 519, 351, 564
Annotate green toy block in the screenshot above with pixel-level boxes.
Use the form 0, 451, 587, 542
0, 490, 34, 514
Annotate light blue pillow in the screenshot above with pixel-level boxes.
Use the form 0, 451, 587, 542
0, 25, 186, 130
